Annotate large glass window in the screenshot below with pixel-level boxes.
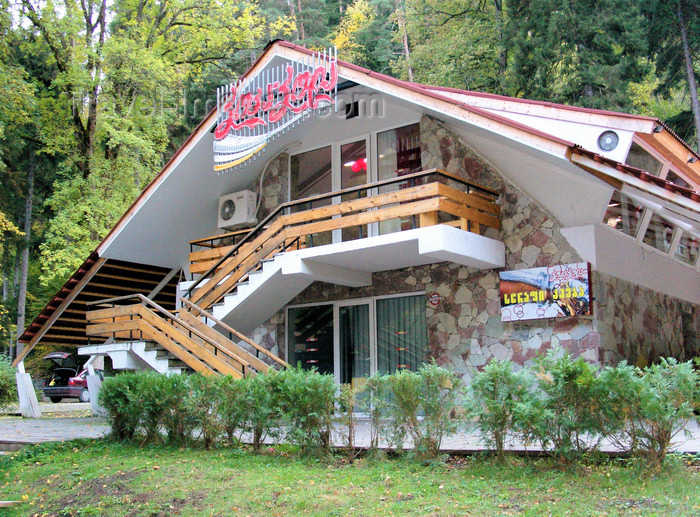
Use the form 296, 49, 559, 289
290, 146, 332, 204
602, 191, 645, 238
675, 231, 699, 266
626, 142, 663, 176
643, 212, 676, 253
341, 140, 368, 241
287, 305, 334, 375
376, 295, 428, 375
287, 293, 428, 383
377, 123, 422, 235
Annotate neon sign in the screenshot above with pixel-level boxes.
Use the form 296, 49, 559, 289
214, 48, 338, 173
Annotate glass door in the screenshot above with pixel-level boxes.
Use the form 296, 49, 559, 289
334, 301, 373, 389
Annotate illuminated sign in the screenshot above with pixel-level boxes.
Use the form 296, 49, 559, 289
499, 263, 592, 322
214, 48, 338, 173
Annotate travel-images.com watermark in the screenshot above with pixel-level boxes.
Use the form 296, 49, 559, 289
71, 90, 385, 121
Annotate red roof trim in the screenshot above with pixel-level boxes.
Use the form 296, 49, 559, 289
572, 146, 700, 200
416, 84, 658, 122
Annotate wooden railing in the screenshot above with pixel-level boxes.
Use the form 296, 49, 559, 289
187, 169, 500, 309
86, 294, 281, 377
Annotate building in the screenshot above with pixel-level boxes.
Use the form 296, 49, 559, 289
13, 41, 700, 413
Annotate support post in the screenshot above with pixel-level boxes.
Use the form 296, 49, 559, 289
84, 355, 106, 416
15, 361, 41, 418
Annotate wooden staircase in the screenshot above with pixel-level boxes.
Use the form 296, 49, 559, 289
86, 169, 499, 377
86, 294, 286, 377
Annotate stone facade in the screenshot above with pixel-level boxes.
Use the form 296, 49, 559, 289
595, 271, 700, 367
252, 152, 289, 221
246, 114, 699, 380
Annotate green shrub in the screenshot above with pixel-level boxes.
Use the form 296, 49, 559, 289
469, 359, 534, 460
0, 354, 16, 408
187, 374, 223, 448
218, 375, 248, 445
383, 362, 464, 459
269, 365, 335, 455
603, 358, 699, 472
160, 374, 195, 444
337, 383, 359, 461
363, 373, 391, 450
130, 371, 170, 443
99, 372, 142, 441
519, 348, 607, 463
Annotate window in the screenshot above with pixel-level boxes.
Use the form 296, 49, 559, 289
287, 305, 334, 375
626, 142, 663, 176
674, 231, 699, 266
602, 191, 645, 238
287, 293, 429, 383
643, 213, 676, 253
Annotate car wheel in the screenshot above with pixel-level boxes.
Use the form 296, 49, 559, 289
79, 388, 90, 403
50, 397, 62, 403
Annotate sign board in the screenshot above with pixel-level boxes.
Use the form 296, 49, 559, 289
214, 48, 338, 173
499, 263, 592, 322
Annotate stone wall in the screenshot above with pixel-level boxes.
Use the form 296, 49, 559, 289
595, 271, 700, 366
244, 115, 698, 380
252, 152, 289, 221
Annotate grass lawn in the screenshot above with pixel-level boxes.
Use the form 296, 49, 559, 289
2, 440, 699, 516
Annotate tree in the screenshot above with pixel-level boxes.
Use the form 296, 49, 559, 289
14, 0, 264, 288
506, 0, 649, 111
642, 0, 700, 150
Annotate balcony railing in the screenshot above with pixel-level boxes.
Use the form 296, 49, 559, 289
186, 169, 500, 310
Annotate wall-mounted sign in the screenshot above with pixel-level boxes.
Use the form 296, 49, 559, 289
214, 48, 338, 173
499, 263, 592, 322
428, 292, 442, 306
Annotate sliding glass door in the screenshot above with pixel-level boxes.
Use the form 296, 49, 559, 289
287, 294, 428, 382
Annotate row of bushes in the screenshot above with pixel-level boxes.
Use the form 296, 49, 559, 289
99, 349, 700, 469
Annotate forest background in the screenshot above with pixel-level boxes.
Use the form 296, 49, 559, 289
0, 0, 698, 360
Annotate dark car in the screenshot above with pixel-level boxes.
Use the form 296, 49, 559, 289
43, 352, 104, 403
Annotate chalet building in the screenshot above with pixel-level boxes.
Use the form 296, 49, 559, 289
13, 41, 700, 414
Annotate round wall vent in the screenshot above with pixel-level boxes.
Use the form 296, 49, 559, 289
597, 130, 619, 151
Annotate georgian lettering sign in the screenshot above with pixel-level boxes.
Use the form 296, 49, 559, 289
499, 262, 592, 322
214, 48, 338, 173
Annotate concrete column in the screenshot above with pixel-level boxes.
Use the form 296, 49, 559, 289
84, 355, 107, 416
15, 361, 41, 418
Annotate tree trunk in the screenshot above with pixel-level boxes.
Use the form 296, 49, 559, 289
493, 0, 506, 93
15, 155, 34, 360
296, 0, 306, 40
288, 0, 300, 40
677, 3, 700, 152
396, 0, 413, 82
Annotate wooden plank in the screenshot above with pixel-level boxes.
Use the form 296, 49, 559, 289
190, 228, 252, 246
189, 246, 234, 263
438, 198, 500, 229
189, 218, 286, 303
286, 198, 441, 238
178, 311, 268, 374
86, 319, 141, 337
436, 183, 501, 215
195, 231, 288, 308
140, 308, 244, 377
13, 257, 107, 367
419, 211, 438, 228
180, 298, 288, 368
87, 305, 142, 322
280, 183, 440, 226
138, 321, 216, 376
93, 272, 162, 285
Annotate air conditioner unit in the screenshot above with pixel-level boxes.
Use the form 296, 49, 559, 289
218, 190, 258, 230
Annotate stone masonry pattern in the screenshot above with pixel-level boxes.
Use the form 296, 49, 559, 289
246, 115, 699, 380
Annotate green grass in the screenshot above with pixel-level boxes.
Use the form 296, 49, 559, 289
1, 440, 699, 516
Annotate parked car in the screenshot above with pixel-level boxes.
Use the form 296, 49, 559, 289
42, 352, 104, 403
